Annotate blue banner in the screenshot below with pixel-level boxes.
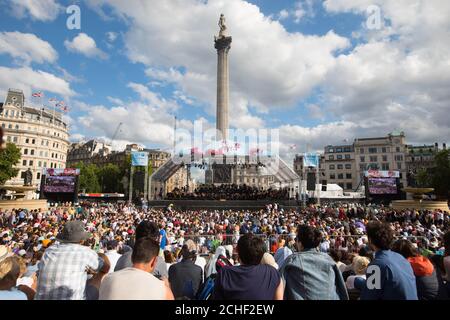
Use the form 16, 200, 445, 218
131, 151, 148, 166
303, 153, 320, 167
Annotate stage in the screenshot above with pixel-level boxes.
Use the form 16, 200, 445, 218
148, 199, 299, 210
147, 198, 365, 210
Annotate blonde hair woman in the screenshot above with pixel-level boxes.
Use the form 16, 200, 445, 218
346, 256, 370, 290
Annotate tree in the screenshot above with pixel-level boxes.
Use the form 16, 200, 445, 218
415, 168, 431, 188
0, 143, 21, 185
98, 163, 121, 193
74, 162, 101, 193
431, 149, 450, 199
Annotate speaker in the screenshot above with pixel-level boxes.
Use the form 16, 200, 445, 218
307, 172, 316, 191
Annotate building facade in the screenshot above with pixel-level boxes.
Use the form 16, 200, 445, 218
66, 139, 112, 167
0, 89, 69, 188
354, 131, 408, 187
405, 143, 442, 174
232, 165, 275, 189
323, 144, 356, 191
67, 140, 192, 193
293, 131, 411, 191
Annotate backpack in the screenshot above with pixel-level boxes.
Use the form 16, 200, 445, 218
196, 274, 216, 300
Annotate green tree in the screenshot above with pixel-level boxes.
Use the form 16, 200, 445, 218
415, 168, 431, 188
431, 149, 450, 198
0, 143, 21, 185
74, 162, 101, 193
98, 163, 121, 193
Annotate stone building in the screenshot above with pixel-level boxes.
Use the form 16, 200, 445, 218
354, 131, 408, 187
0, 89, 69, 188
293, 131, 411, 191
323, 144, 356, 191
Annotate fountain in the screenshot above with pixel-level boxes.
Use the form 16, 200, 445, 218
391, 187, 449, 211
0, 184, 47, 211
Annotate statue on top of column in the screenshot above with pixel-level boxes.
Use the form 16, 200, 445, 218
218, 14, 227, 38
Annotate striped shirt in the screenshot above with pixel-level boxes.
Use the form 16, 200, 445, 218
35, 243, 99, 300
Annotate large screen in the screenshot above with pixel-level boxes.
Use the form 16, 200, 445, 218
43, 175, 76, 193
368, 177, 397, 195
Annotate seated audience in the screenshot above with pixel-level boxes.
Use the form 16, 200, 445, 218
360, 222, 418, 300
279, 225, 348, 300
212, 233, 283, 300
99, 237, 174, 300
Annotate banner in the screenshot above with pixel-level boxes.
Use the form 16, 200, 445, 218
364, 170, 400, 178
42, 168, 80, 176
303, 153, 320, 167
131, 151, 148, 166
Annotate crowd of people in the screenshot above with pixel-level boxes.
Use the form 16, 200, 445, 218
166, 184, 290, 200
1, 201, 449, 300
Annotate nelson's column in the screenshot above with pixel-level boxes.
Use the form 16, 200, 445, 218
215, 13, 232, 140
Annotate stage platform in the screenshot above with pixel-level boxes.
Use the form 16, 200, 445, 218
148, 198, 365, 210
148, 199, 298, 210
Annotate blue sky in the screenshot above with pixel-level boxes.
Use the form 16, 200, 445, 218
0, 0, 449, 157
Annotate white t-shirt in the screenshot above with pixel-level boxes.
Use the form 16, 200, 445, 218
105, 250, 122, 273
195, 256, 207, 274
99, 267, 166, 300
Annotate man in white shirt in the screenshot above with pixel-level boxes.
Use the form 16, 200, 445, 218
105, 240, 121, 273
100, 237, 174, 300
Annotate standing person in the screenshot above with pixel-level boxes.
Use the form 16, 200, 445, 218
392, 239, 439, 300
279, 225, 349, 300
168, 240, 203, 299
159, 222, 167, 252
114, 221, 168, 280
212, 234, 283, 300
35, 221, 99, 300
99, 237, 174, 300
104, 240, 121, 273
360, 221, 418, 300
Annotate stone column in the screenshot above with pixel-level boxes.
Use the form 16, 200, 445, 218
215, 36, 232, 140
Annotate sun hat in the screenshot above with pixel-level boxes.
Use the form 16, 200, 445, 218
56, 221, 91, 243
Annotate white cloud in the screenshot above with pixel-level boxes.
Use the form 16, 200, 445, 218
81, 0, 450, 150
64, 33, 108, 59
106, 32, 118, 42
306, 104, 324, 120
10, 0, 61, 21
278, 9, 289, 20
127, 82, 178, 112
107, 96, 124, 105
293, 0, 317, 23
77, 97, 178, 148
320, 0, 450, 144
0, 66, 75, 99
0, 31, 58, 65
87, 0, 349, 130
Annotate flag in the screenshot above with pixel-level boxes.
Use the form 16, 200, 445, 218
32, 91, 43, 98
56, 101, 65, 107
289, 144, 297, 150
49, 98, 58, 102
60, 105, 69, 112
249, 147, 262, 156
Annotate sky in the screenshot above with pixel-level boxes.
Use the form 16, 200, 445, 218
0, 0, 449, 163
